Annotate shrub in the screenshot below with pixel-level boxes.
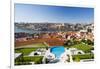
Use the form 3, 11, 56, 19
81, 39, 94, 45
64, 40, 73, 46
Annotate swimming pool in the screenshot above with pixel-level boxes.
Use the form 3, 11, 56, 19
50, 46, 65, 59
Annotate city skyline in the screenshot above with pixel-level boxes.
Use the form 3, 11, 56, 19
15, 4, 94, 24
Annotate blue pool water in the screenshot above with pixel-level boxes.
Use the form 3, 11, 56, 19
50, 46, 65, 59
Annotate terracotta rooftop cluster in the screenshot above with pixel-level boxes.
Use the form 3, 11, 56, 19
15, 31, 94, 47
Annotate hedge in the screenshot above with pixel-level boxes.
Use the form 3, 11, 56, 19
72, 54, 94, 62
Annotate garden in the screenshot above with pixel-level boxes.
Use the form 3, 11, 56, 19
15, 56, 43, 65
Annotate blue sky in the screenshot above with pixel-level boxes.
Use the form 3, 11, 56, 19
15, 4, 94, 24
